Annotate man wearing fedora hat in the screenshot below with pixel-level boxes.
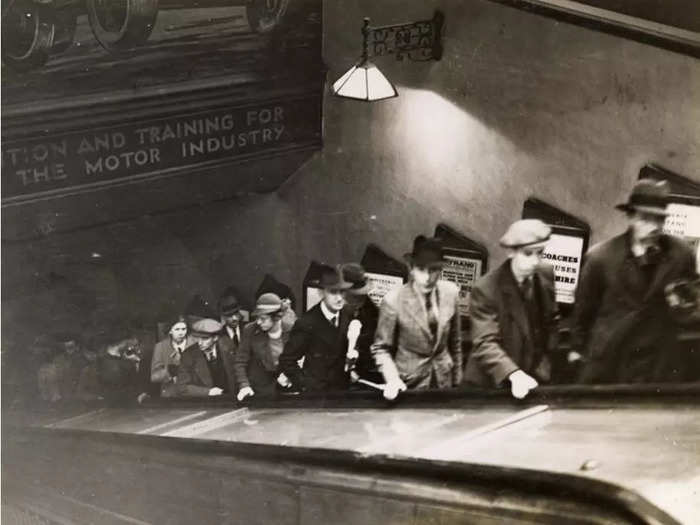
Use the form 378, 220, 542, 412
464, 219, 560, 399
372, 236, 462, 400
235, 293, 292, 400
573, 179, 696, 383
279, 264, 353, 392
341, 263, 383, 385
175, 318, 236, 396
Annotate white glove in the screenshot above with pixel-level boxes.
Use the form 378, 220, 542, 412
567, 351, 583, 364
383, 378, 407, 401
346, 348, 359, 361
277, 372, 291, 388
208, 387, 224, 396
237, 386, 255, 401
508, 370, 538, 399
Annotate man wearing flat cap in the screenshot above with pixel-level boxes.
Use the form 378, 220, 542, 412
372, 236, 462, 400
464, 219, 559, 399
176, 318, 236, 396
279, 264, 353, 392
573, 179, 696, 383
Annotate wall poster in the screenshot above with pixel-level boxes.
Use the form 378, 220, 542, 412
364, 272, 404, 308
665, 203, 700, 272
441, 254, 483, 316
541, 230, 585, 304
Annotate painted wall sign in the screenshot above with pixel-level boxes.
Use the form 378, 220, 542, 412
2, 96, 320, 205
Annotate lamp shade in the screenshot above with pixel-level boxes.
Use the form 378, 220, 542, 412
331, 61, 398, 101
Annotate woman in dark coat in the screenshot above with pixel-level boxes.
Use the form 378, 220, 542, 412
234, 293, 291, 400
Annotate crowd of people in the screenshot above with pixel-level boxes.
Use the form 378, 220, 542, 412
33, 179, 699, 404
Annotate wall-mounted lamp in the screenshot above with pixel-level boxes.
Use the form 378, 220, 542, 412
332, 10, 445, 102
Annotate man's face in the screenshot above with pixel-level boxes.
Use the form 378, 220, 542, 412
195, 334, 217, 352
221, 310, 241, 329
344, 292, 366, 310
510, 244, 546, 280
629, 211, 665, 245
255, 314, 276, 332
410, 263, 442, 293
322, 288, 346, 312
169, 322, 187, 344
63, 340, 79, 355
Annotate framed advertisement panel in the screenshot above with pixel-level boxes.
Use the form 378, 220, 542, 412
522, 199, 590, 308
640, 164, 700, 272
360, 244, 407, 307
434, 224, 488, 317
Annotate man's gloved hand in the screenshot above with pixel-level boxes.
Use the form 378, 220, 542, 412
208, 387, 224, 396
383, 378, 407, 401
237, 386, 255, 401
277, 372, 292, 388
508, 369, 538, 399
567, 351, 583, 364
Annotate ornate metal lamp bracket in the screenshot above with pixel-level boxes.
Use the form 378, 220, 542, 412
362, 10, 444, 62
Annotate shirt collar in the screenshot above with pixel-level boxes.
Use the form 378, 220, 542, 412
319, 300, 339, 323
226, 326, 239, 340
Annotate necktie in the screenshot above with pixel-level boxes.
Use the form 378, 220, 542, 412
232, 330, 239, 347
330, 315, 338, 327
521, 278, 534, 303
425, 293, 438, 339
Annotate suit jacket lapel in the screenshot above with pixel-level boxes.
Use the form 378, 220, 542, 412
402, 284, 432, 340
195, 352, 213, 386
311, 305, 339, 346
498, 263, 531, 342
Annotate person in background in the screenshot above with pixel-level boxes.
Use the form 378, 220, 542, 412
340, 263, 383, 386
235, 293, 292, 400
176, 319, 236, 397
151, 316, 190, 397
464, 220, 560, 399
38, 335, 96, 403
77, 336, 148, 403
279, 265, 353, 392
256, 274, 298, 331
573, 179, 697, 383
372, 236, 462, 400
218, 288, 244, 390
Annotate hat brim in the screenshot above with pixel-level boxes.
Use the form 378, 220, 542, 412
346, 282, 372, 295
501, 238, 550, 249
252, 306, 282, 317
616, 203, 668, 216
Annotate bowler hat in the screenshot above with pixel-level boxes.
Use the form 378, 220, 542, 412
218, 288, 242, 315
313, 264, 353, 290
500, 219, 552, 248
405, 235, 444, 267
341, 263, 372, 295
253, 293, 283, 316
616, 179, 670, 216
190, 318, 223, 337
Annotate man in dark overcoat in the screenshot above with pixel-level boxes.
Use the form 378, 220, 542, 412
573, 179, 697, 383
278, 265, 353, 392
464, 220, 559, 399
176, 319, 236, 396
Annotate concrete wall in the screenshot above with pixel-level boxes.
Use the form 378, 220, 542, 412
3, 0, 700, 353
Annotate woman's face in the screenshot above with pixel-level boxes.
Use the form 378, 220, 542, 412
169, 322, 187, 344
256, 314, 276, 332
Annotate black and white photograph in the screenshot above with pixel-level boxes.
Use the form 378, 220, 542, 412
2, 1, 700, 524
